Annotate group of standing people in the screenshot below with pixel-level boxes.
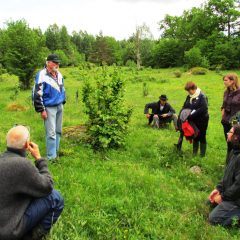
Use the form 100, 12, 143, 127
145, 73, 240, 227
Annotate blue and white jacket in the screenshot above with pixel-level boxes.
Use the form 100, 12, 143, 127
33, 68, 66, 112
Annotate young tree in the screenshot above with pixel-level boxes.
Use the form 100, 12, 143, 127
0, 20, 46, 89
82, 69, 132, 150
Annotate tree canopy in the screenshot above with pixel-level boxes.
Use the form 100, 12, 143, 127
0, 0, 239, 88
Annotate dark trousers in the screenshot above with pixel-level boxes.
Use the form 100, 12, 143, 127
23, 190, 64, 234
222, 122, 232, 153
148, 114, 171, 124
194, 129, 207, 144
209, 201, 240, 227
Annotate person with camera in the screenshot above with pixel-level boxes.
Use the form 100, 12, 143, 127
221, 73, 240, 154
0, 125, 64, 240
144, 94, 178, 129
208, 124, 240, 227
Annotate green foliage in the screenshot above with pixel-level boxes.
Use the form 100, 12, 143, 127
71, 30, 96, 61
190, 67, 208, 75
158, 0, 240, 70
82, 69, 132, 150
0, 20, 46, 89
153, 39, 184, 68
125, 60, 136, 68
143, 82, 149, 96
184, 47, 209, 69
54, 50, 69, 66
89, 33, 122, 66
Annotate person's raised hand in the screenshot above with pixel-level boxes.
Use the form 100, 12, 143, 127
28, 142, 41, 160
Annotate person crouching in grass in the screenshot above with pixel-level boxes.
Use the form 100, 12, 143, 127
208, 124, 240, 227
144, 94, 178, 130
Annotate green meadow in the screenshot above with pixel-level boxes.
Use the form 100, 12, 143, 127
1, 66, 240, 239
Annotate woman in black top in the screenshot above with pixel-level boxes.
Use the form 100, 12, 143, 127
182, 81, 209, 157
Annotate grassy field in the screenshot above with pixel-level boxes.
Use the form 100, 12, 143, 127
1, 66, 240, 239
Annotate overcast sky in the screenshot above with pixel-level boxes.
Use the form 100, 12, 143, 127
0, 0, 206, 40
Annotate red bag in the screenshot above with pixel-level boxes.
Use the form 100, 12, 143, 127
182, 121, 195, 137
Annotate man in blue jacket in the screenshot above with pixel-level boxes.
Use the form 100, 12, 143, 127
33, 54, 66, 161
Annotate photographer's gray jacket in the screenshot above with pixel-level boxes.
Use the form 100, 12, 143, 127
0, 149, 53, 240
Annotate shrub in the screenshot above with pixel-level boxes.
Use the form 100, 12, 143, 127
82, 69, 132, 150
184, 47, 209, 70
173, 71, 182, 78
0, 73, 18, 83
126, 60, 136, 68
190, 67, 208, 75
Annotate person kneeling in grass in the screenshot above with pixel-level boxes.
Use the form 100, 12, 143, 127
0, 125, 64, 240
208, 124, 240, 227
144, 94, 178, 130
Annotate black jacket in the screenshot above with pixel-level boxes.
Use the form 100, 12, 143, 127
182, 92, 209, 130
217, 149, 240, 206
144, 101, 176, 116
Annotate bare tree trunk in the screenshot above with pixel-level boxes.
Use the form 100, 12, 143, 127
136, 27, 141, 70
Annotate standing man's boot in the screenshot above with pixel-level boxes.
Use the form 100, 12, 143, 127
193, 141, 199, 156
200, 143, 207, 158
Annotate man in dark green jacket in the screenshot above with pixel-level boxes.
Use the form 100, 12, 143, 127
0, 125, 64, 240
208, 124, 240, 226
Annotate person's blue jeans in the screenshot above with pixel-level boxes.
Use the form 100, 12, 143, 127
44, 104, 63, 160
209, 201, 240, 226
23, 190, 64, 234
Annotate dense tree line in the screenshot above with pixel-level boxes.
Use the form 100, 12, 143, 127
0, 0, 239, 88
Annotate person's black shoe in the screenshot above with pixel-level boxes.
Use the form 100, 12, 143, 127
31, 225, 49, 240
22, 225, 49, 240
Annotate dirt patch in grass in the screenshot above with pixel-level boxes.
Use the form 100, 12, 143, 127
6, 103, 28, 112
63, 125, 88, 141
